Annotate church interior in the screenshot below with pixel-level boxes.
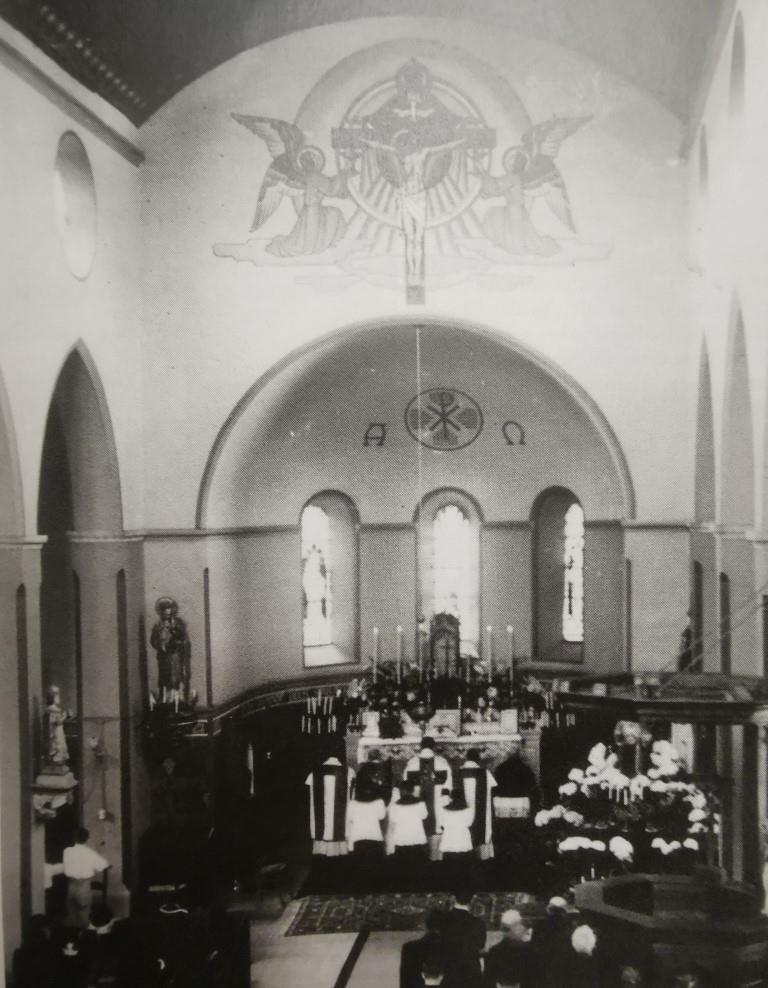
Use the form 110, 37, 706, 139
2, 0, 768, 984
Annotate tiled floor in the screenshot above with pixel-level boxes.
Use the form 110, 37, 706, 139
250, 900, 505, 988
251, 901, 354, 987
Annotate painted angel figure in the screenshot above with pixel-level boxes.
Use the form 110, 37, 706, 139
476, 116, 590, 255
231, 114, 352, 257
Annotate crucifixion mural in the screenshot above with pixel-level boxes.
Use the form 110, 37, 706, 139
215, 57, 607, 303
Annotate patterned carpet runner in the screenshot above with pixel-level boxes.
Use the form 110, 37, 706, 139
286, 891, 539, 936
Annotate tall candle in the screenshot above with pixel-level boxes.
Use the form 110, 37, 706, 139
396, 626, 403, 682
486, 625, 493, 680
373, 627, 379, 683
506, 625, 515, 686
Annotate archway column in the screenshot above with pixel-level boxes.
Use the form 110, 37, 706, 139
67, 533, 147, 911
0, 538, 44, 933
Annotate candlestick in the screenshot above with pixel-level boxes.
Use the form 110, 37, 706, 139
373, 627, 379, 683
506, 625, 515, 687
486, 625, 493, 680
396, 625, 403, 682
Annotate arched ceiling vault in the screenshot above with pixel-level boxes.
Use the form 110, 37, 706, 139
2, 0, 731, 128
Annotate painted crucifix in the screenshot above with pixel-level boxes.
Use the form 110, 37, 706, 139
333, 59, 494, 303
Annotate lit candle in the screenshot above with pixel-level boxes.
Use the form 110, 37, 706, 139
506, 625, 515, 687
486, 625, 493, 680
396, 626, 403, 682
373, 627, 379, 683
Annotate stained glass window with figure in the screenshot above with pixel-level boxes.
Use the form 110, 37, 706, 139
301, 503, 332, 647
562, 502, 584, 642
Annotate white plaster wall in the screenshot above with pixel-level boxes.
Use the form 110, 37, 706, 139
0, 32, 143, 535
689, 1, 768, 532
138, 16, 693, 530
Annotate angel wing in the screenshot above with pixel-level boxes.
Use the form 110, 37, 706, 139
521, 116, 591, 159
231, 114, 308, 231
536, 178, 575, 231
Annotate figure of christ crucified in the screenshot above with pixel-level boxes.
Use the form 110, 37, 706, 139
359, 130, 469, 303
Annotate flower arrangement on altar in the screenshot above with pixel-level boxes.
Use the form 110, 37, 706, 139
534, 728, 719, 884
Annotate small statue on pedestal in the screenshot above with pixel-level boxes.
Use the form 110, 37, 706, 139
150, 596, 191, 707
34, 685, 77, 819
43, 685, 73, 773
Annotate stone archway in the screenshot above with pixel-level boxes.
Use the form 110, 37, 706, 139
37, 342, 143, 904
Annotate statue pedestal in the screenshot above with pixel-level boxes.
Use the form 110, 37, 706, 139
32, 769, 77, 820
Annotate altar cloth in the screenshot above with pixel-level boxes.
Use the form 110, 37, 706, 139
348, 730, 540, 779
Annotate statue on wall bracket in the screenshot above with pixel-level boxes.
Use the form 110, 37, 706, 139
150, 597, 192, 710
33, 684, 77, 820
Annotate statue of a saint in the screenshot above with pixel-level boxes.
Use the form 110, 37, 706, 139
150, 597, 191, 704
43, 685, 72, 772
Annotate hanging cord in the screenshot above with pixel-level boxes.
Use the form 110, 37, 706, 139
416, 324, 424, 531
415, 325, 424, 631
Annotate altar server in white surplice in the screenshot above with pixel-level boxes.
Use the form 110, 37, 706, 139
405, 737, 452, 860
458, 748, 497, 859
305, 756, 355, 856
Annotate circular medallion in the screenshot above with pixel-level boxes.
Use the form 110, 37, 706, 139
405, 388, 483, 451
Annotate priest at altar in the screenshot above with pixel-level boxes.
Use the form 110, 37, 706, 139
404, 737, 453, 860
305, 756, 355, 856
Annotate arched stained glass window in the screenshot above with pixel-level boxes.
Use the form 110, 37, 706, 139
433, 504, 471, 620
562, 502, 585, 642
420, 492, 481, 658
533, 487, 585, 662
300, 493, 359, 667
301, 503, 332, 647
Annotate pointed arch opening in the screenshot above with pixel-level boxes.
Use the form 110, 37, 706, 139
38, 343, 123, 712
0, 368, 25, 537
720, 306, 755, 528
695, 341, 716, 523
730, 11, 745, 117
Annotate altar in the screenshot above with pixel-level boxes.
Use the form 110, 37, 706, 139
348, 728, 541, 780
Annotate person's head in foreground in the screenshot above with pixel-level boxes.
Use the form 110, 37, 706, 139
571, 923, 597, 956
500, 908, 530, 942
421, 956, 444, 985
546, 895, 568, 915
453, 887, 474, 908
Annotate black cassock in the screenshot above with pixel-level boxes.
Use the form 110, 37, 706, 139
494, 753, 538, 802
